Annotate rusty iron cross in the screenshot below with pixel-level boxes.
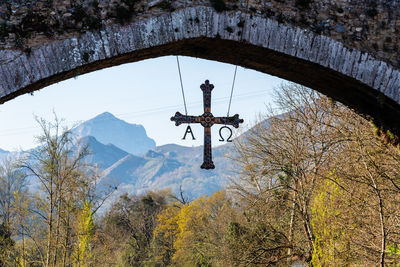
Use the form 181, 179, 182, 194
171, 80, 244, 169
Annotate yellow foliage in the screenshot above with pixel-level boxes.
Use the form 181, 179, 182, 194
153, 191, 229, 266
154, 203, 181, 246
74, 201, 94, 267
311, 175, 354, 266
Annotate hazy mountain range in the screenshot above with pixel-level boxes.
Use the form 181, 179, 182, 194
73, 112, 156, 156
0, 148, 8, 157
1, 112, 237, 200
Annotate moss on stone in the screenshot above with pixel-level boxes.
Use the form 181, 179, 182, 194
387, 130, 395, 141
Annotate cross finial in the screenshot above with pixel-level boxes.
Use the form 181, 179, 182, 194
201, 80, 214, 91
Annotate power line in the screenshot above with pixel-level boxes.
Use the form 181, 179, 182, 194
0, 89, 272, 137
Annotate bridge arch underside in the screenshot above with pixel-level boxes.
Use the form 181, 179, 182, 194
1, 7, 400, 137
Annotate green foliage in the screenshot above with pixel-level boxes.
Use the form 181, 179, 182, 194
371, 120, 381, 137
387, 244, 400, 265
387, 129, 395, 141
311, 175, 355, 265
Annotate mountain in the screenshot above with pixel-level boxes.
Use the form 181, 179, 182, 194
69, 112, 245, 200
76, 133, 236, 200
0, 148, 9, 160
79, 136, 129, 169
6, 112, 242, 203
73, 112, 156, 156
71, 112, 238, 199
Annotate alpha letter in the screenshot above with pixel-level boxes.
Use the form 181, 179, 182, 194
183, 125, 196, 140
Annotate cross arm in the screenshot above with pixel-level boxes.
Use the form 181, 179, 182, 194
214, 114, 244, 128
170, 112, 200, 126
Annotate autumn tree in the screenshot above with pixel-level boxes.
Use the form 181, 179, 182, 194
232, 82, 400, 266
0, 156, 28, 228
20, 115, 107, 267
74, 200, 95, 266
152, 203, 181, 266
96, 190, 171, 266
153, 190, 242, 266
232, 83, 345, 264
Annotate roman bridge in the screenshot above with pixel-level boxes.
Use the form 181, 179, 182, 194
1, 0, 400, 139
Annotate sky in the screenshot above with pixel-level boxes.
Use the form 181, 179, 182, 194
0, 56, 285, 151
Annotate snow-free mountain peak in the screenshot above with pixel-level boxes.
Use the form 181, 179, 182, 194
78, 135, 129, 170
73, 112, 156, 156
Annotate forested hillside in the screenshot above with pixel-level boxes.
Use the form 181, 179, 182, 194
0, 84, 399, 266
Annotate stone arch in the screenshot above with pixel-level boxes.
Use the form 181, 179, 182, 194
1, 7, 400, 136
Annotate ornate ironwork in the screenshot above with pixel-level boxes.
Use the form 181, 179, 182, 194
171, 80, 244, 169
219, 126, 233, 142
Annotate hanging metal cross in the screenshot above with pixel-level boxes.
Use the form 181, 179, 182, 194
171, 80, 244, 169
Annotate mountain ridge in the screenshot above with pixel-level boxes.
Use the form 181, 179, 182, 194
2, 112, 239, 200
73, 112, 156, 156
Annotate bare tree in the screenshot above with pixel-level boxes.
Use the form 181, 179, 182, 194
19, 115, 96, 267
231, 82, 400, 265
0, 155, 28, 228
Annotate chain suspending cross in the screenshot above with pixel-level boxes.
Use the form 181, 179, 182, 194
171, 80, 244, 169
